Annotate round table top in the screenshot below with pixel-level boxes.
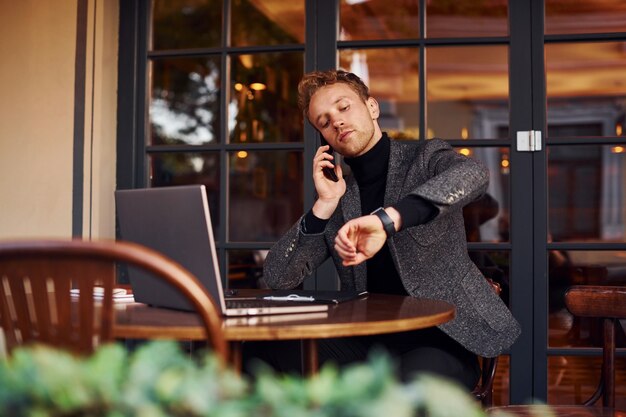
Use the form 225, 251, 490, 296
114, 292, 455, 342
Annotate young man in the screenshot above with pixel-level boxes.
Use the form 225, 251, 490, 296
260, 69, 520, 389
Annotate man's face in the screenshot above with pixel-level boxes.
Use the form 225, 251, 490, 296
307, 83, 381, 158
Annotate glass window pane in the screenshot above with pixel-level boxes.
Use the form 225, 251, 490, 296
426, 0, 508, 38
151, 0, 222, 50
339, 48, 419, 140
227, 249, 267, 289
548, 250, 626, 347
229, 151, 303, 241
231, 0, 305, 46
149, 57, 221, 146
545, 0, 626, 35
468, 250, 510, 306
229, 53, 304, 143
548, 145, 626, 243
148, 152, 221, 233
545, 42, 626, 138
427, 45, 509, 140
339, 0, 419, 41
457, 147, 511, 243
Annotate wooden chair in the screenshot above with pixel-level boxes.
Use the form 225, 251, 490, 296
474, 355, 499, 406
487, 285, 626, 416
563, 285, 626, 408
0, 239, 228, 362
472, 277, 502, 407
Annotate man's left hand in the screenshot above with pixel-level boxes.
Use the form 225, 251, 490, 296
334, 215, 387, 266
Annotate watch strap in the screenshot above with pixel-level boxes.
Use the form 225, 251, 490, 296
371, 207, 396, 238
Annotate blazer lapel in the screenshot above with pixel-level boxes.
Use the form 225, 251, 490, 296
340, 177, 367, 291
384, 140, 408, 207
341, 176, 361, 221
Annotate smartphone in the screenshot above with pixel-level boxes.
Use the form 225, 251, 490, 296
319, 137, 339, 182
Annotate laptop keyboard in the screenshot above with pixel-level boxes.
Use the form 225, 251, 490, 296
226, 299, 312, 308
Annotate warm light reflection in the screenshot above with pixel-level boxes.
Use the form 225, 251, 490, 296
501, 155, 510, 175
249, 82, 267, 91
459, 148, 471, 156
461, 127, 469, 140
611, 146, 624, 154
237, 151, 248, 159
234, 83, 244, 91
616, 124, 623, 136
239, 55, 253, 68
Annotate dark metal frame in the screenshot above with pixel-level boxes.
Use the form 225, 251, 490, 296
72, 0, 89, 237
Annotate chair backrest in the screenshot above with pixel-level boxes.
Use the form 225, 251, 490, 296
565, 285, 626, 408
0, 239, 228, 362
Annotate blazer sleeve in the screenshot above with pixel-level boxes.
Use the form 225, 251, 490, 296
262, 215, 333, 289
409, 139, 489, 216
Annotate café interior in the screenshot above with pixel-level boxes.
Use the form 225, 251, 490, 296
1, 0, 625, 414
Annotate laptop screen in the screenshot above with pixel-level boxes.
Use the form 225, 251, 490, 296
115, 185, 228, 313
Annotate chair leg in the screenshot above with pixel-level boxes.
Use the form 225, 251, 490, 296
483, 388, 493, 407
483, 356, 497, 407
473, 356, 497, 407
603, 318, 615, 408
581, 318, 616, 408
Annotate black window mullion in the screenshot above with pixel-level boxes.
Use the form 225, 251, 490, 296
419, 42, 426, 142
303, 0, 339, 290
546, 136, 626, 146
147, 44, 304, 59
116, 0, 141, 192
219, 0, 231, 286
530, 0, 549, 403
135, 0, 150, 188
419, 0, 426, 142
508, 0, 538, 404
545, 32, 626, 43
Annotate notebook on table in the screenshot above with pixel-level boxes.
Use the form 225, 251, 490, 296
115, 185, 329, 316
259, 289, 368, 304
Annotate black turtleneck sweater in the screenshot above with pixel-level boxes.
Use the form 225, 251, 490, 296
303, 133, 437, 295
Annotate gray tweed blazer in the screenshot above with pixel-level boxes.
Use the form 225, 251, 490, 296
263, 138, 521, 357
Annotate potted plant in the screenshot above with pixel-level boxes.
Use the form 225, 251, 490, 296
0, 341, 488, 417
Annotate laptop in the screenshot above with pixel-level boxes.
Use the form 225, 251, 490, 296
115, 185, 329, 316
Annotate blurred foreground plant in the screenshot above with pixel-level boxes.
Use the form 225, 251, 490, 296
0, 341, 488, 417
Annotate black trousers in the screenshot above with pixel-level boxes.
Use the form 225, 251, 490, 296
242, 327, 480, 391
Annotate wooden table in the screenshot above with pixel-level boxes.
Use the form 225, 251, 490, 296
113, 291, 455, 374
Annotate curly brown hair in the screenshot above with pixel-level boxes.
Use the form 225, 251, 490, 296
297, 69, 370, 119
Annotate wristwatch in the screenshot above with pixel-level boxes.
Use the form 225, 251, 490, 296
371, 207, 396, 238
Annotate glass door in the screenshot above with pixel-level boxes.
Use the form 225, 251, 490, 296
509, 0, 626, 405
337, 0, 520, 403
540, 0, 626, 406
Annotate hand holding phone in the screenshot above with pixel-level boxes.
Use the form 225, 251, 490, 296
322, 165, 339, 182
320, 139, 339, 182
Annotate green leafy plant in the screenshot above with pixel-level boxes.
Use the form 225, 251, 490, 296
0, 341, 488, 417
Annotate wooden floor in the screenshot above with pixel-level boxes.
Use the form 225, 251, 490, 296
492, 356, 626, 407
491, 309, 626, 409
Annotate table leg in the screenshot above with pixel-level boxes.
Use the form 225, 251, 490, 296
230, 341, 243, 374
301, 339, 318, 376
